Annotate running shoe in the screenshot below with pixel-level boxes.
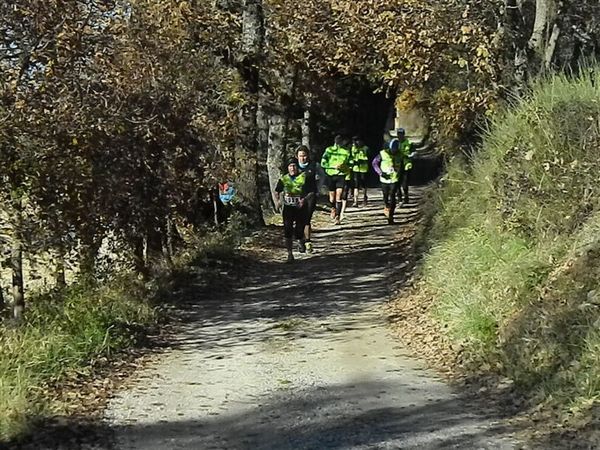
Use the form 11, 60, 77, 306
298, 241, 306, 253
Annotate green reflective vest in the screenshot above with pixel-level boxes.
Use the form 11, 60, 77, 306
399, 138, 413, 171
379, 149, 403, 184
321, 145, 352, 177
280, 172, 306, 196
351, 145, 369, 173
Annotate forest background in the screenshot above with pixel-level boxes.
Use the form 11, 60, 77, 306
1, 0, 599, 443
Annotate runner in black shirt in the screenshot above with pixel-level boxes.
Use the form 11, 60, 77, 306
296, 145, 318, 253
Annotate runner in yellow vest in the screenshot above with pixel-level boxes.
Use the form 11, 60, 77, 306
351, 136, 370, 207
372, 139, 403, 225
340, 137, 354, 221
320, 135, 353, 225
296, 145, 318, 254
395, 128, 416, 206
275, 158, 312, 262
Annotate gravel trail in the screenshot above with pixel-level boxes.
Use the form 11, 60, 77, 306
104, 188, 519, 449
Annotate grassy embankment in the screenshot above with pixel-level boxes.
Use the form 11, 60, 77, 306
0, 221, 244, 442
422, 69, 600, 426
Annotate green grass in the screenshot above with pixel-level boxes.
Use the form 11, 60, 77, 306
422, 67, 600, 424
0, 277, 156, 441
426, 225, 546, 354
0, 219, 246, 442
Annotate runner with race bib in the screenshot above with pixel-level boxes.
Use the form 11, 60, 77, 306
275, 157, 314, 263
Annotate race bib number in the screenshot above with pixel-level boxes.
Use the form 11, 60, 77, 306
283, 195, 301, 206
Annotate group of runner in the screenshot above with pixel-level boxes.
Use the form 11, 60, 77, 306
320, 135, 370, 225
275, 128, 415, 262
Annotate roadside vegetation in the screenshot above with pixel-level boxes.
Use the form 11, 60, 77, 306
0, 277, 156, 440
0, 221, 244, 442
422, 68, 600, 428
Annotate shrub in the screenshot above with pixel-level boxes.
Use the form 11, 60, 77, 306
0, 277, 155, 441
423, 67, 600, 420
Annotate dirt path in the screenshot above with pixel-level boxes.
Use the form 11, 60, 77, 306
104, 187, 520, 449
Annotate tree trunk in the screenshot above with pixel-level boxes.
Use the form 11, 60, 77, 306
280, 66, 299, 155
256, 95, 274, 211
544, 23, 561, 69
11, 245, 24, 322
265, 68, 298, 206
234, 0, 265, 225
132, 235, 147, 277
528, 0, 553, 55
500, 0, 529, 92
10, 236, 25, 322
10, 197, 24, 321
527, 0, 559, 74
302, 104, 312, 149
164, 215, 174, 266
79, 234, 100, 278
210, 188, 220, 226
0, 275, 5, 317
143, 233, 149, 267
55, 250, 66, 289
267, 114, 286, 206
0, 245, 5, 316
514, 48, 528, 90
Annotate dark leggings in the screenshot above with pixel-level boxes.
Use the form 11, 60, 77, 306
398, 168, 410, 201
341, 179, 351, 201
304, 196, 317, 224
282, 205, 305, 239
381, 182, 399, 209
353, 172, 367, 189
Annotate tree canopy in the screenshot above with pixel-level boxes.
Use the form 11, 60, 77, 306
1, 0, 599, 317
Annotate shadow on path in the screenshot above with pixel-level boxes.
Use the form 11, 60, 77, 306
168, 190, 422, 352
108, 379, 517, 450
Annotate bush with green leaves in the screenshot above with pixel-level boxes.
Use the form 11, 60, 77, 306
0, 278, 155, 441
424, 68, 600, 420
